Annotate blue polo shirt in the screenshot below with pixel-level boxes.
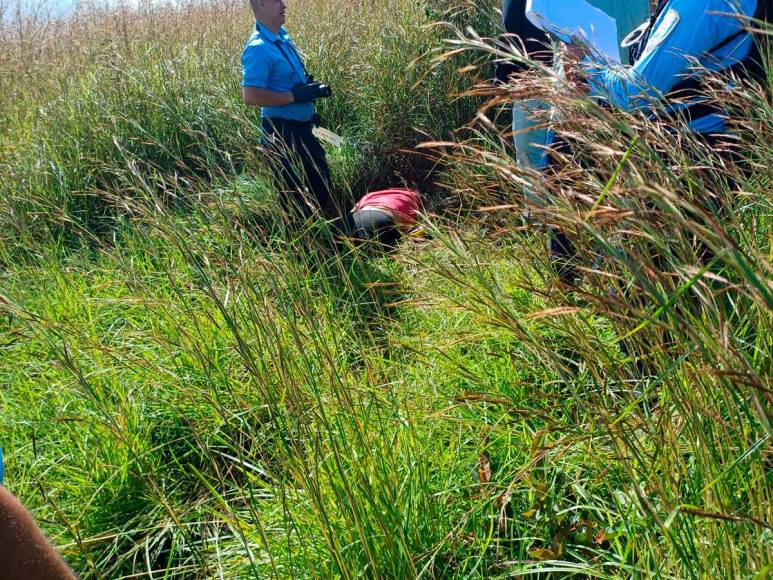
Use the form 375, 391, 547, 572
582, 0, 756, 134
242, 21, 314, 122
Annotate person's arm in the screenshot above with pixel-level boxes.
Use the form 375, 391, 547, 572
242, 43, 290, 108
0, 487, 76, 579
242, 86, 294, 107
580, 0, 746, 112
241, 39, 331, 108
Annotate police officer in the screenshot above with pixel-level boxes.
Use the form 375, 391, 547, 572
242, 0, 338, 222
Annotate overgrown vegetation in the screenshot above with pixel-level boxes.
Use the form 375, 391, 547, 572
1, 0, 771, 577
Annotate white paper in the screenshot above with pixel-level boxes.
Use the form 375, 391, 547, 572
525, 0, 621, 62
312, 127, 344, 148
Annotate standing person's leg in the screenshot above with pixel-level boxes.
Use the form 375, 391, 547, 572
261, 118, 337, 222
513, 100, 550, 171
512, 99, 550, 188
542, 136, 581, 283
262, 118, 314, 222
500, 0, 554, 207
294, 124, 338, 220
548, 228, 579, 284
688, 132, 742, 265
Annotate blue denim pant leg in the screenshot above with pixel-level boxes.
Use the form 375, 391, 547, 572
512, 99, 549, 170
512, 99, 550, 213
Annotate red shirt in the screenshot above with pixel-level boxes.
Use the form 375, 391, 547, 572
353, 188, 421, 226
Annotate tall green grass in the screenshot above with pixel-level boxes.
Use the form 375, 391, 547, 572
1, 0, 771, 578
0, 0, 497, 250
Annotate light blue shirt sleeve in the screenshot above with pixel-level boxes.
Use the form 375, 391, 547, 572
583, 0, 753, 113
240, 25, 315, 121
242, 41, 271, 89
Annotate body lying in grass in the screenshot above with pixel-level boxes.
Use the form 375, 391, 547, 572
337, 188, 421, 248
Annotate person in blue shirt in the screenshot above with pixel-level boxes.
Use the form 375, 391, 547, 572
550, 0, 765, 283
498, 1, 651, 177
242, 0, 338, 221
575, 0, 762, 137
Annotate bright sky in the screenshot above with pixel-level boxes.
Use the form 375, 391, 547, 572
2, 0, 174, 22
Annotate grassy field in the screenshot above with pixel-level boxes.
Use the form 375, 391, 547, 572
1, 0, 772, 577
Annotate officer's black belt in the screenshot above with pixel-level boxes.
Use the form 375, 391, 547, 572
262, 114, 322, 129
263, 117, 312, 128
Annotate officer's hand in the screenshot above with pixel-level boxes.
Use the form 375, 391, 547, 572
291, 82, 333, 103
562, 44, 590, 94
564, 43, 590, 63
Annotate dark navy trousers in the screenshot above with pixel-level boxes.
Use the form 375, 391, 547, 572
262, 117, 338, 221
